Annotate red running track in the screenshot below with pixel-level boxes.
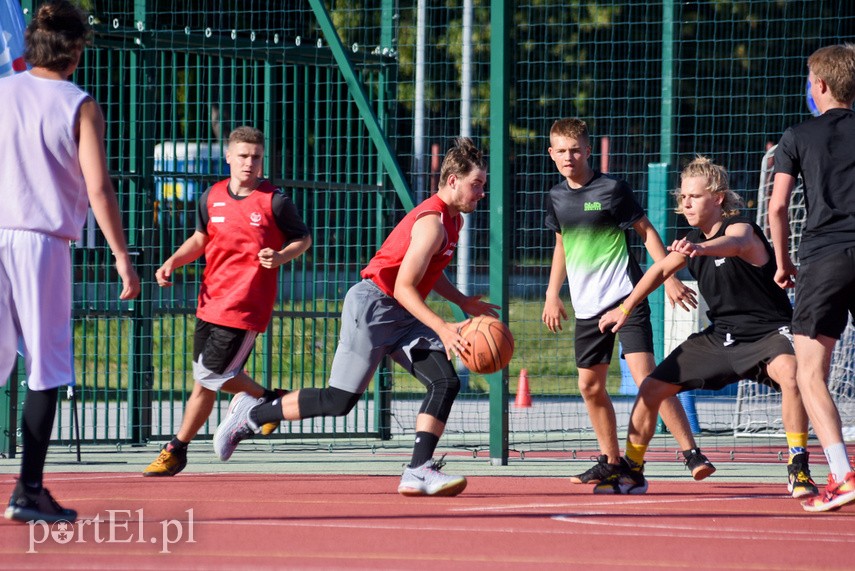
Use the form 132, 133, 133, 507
1, 472, 854, 570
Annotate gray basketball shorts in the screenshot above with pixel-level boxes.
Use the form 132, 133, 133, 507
328, 279, 444, 394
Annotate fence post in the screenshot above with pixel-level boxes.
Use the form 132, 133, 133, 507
488, 0, 511, 466
127, 14, 156, 444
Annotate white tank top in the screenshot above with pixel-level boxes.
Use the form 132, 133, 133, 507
0, 72, 91, 241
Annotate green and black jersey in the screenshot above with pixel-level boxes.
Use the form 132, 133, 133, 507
545, 172, 645, 319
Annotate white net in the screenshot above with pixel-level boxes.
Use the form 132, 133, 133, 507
734, 146, 855, 440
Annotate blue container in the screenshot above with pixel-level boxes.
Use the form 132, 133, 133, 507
154, 142, 229, 201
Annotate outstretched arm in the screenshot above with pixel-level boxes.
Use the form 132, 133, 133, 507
669, 222, 767, 267
155, 231, 208, 287
432, 273, 500, 318
598, 251, 687, 334
633, 216, 697, 311
394, 214, 473, 360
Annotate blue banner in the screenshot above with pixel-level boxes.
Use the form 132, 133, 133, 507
0, 0, 26, 77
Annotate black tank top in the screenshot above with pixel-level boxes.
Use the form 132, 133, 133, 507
686, 217, 792, 343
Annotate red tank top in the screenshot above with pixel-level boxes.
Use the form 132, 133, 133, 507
361, 193, 461, 299
196, 179, 287, 332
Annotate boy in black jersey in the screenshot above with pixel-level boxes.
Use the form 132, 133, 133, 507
542, 118, 713, 484
596, 157, 817, 498
769, 43, 855, 512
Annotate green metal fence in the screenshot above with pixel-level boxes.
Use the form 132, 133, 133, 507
4, 1, 855, 464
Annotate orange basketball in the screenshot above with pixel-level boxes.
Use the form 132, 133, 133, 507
459, 315, 515, 374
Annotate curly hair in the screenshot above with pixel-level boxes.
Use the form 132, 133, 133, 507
438, 137, 486, 187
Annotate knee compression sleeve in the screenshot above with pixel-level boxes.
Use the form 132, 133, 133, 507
411, 349, 460, 423
297, 386, 361, 418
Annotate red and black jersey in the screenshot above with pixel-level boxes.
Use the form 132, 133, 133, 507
361, 193, 461, 299
195, 179, 307, 332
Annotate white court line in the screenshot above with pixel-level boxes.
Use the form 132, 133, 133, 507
194, 517, 854, 545
450, 494, 774, 512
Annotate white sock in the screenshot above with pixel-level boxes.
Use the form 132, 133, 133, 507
823, 442, 852, 482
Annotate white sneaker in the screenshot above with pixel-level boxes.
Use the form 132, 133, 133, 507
213, 392, 261, 461
397, 457, 467, 497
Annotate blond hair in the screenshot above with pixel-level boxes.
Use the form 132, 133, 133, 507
674, 156, 743, 218
808, 43, 855, 105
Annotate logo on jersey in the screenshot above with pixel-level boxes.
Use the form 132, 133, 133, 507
714, 258, 726, 267
442, 241, 458, 257
249, 212, 262, 227
583, 201, 602, 211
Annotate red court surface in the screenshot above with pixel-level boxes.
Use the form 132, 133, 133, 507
2, 472, 854, 570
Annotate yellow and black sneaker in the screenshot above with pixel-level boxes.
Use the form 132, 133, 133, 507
143, 443, 188, 477
788, 452, 818, 499
593, 458, 648, 495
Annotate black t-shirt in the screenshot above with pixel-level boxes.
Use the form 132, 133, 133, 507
685, 217, 792, 342
195, 181, 310, 239
774, 108, 855, 260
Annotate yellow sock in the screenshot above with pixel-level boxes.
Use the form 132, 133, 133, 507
786, 432, 808, 464
625, 441, 648, 468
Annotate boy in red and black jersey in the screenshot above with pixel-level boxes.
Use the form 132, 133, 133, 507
143, 126, 311, 477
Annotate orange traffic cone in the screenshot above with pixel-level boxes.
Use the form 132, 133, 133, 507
515, 368, 532, 408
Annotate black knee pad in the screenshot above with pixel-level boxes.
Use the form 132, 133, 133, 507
297, 386, 361, 418
411, 350, 461, 423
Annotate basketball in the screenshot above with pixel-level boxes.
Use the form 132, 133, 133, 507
459, 315, 515, 374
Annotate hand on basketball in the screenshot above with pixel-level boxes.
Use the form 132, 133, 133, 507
458, 295, 500, 318
441, 320, 472, 361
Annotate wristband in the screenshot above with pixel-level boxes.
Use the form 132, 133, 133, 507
618, 303, 631, 317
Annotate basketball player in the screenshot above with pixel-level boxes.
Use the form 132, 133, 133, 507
1, 1, 140, 523
542, 118, 714, 484
596, 157, 816, 498
143, 126, 311, 477
214, 137, 498, 496
769, 43, 855, 512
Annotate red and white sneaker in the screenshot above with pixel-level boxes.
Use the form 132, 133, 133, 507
801, 471, 855, 513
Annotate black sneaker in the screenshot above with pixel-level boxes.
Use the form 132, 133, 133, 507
683, 448, 716, 481
788, 452, 819, 499
5, 482, 77, 523
569, 454, 621, 484
594, 458, 648, 495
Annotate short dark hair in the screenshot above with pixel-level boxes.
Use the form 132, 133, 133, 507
549, 118, 590, 143
439, 137, 486, 187
24, 0, 89, 72
228, 126, 265, 147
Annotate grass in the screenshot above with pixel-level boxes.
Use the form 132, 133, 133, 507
71, 297, 625, 398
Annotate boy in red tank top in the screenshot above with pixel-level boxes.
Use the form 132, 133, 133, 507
143, 126, 311, 477
214, 138, 499, 496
